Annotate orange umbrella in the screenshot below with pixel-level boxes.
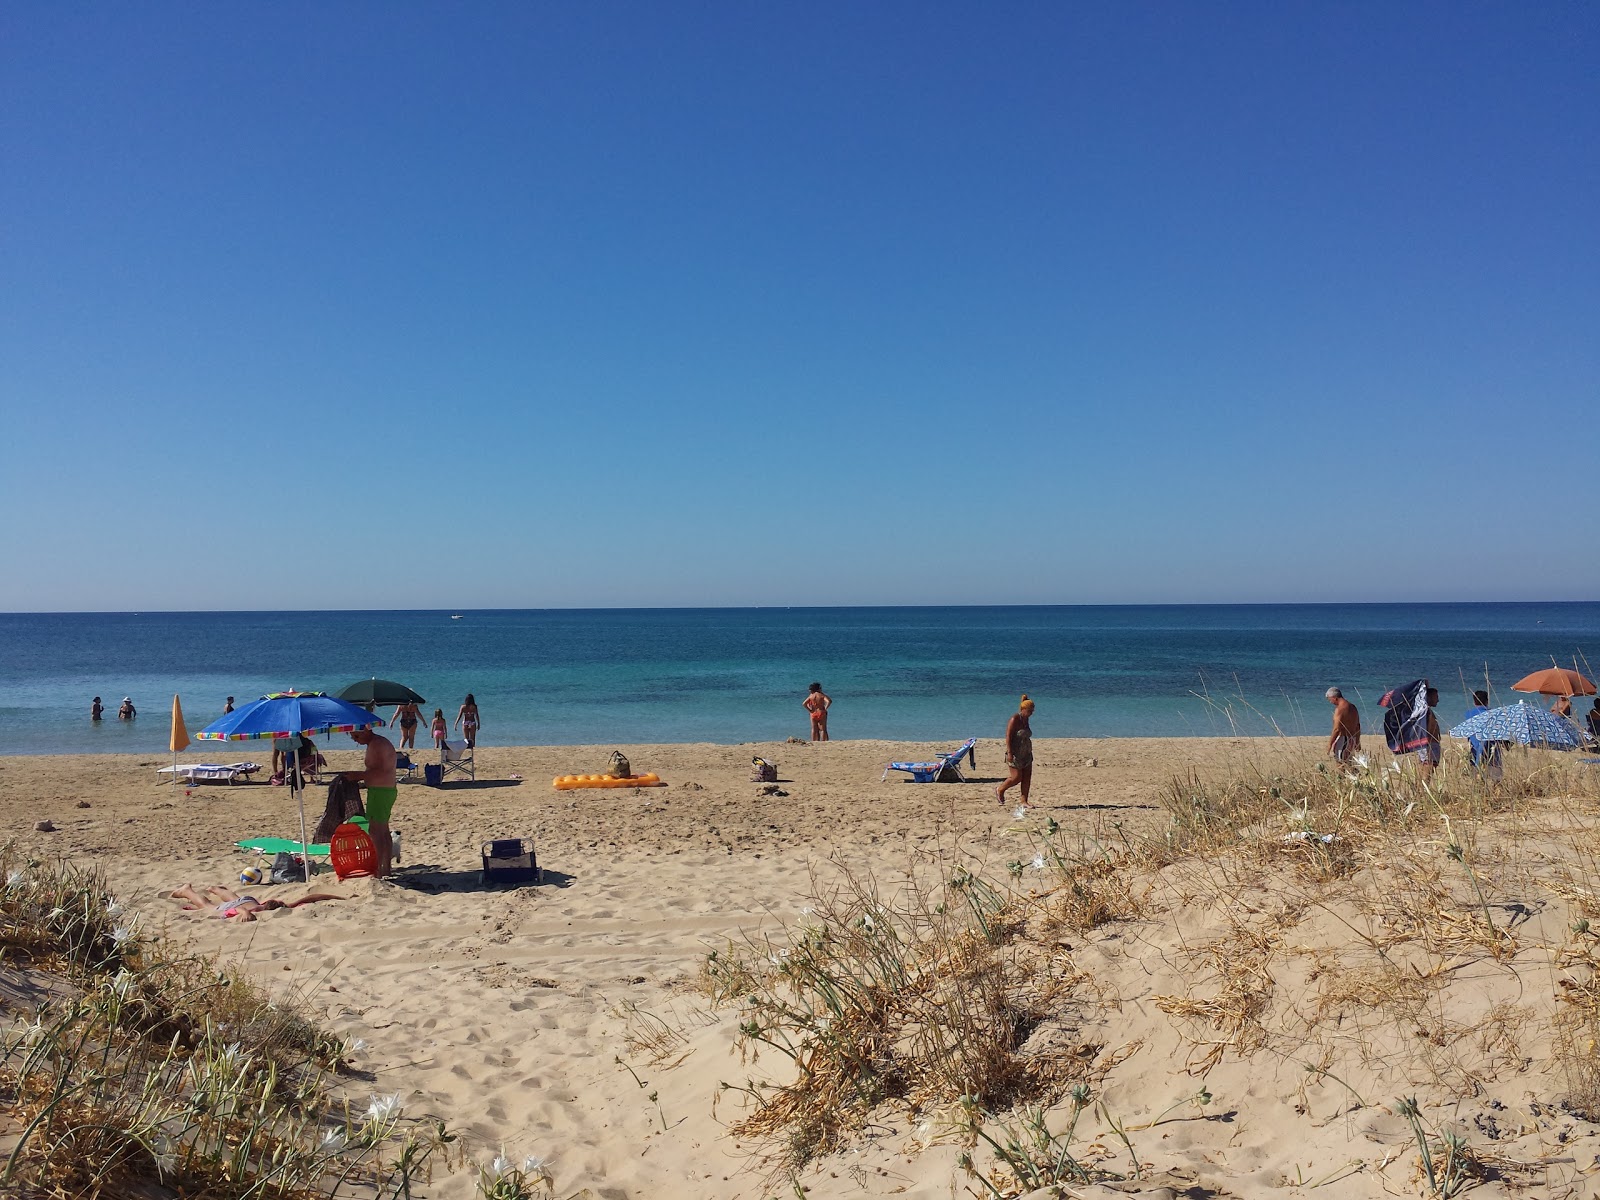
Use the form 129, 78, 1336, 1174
1510, 667, 1596, 697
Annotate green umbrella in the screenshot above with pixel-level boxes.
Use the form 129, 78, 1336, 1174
336, 678, 426, 706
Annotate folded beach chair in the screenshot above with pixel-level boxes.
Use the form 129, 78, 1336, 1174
439, 739, 476, 782
882, 738, 978, 783
157, 762, 261, 784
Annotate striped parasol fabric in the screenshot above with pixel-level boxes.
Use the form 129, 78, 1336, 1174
1448, 701, 1584, 750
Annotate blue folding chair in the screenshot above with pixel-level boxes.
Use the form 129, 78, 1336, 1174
883, 738, 978, 783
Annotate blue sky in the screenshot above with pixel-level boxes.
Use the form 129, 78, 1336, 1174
2, 3, 1595, 611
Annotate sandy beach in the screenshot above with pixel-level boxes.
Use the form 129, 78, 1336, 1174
5, 733, 1600, 1198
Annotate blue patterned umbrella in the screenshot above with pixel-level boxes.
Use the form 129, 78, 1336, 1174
1448, 701, 1583, 750
195, 691, 387, 863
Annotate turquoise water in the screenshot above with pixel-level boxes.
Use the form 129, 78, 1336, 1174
1, 604, 1596, 755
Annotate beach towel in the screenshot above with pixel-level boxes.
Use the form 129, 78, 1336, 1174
313, 775, 365, 844
236, 836, 331, 857
1380, 680, 1431, 754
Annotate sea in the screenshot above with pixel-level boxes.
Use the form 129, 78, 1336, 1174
1, 604, 1596, 756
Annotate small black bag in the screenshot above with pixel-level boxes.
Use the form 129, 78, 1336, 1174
608, 750, 632, 779
270, 852, 307, 884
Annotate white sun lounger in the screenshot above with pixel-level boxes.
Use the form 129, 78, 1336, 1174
156, 762, 262, 784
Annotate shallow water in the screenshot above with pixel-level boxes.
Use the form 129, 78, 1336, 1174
1, 603, 1595, 754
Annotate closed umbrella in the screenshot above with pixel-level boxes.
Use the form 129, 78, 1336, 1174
1448, 701, 1584, 750
168, 695, 190, 786
196, 691, 386, 866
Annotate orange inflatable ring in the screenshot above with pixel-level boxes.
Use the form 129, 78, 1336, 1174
552, 773, 664, 790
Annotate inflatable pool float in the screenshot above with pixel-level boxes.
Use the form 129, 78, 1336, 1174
553, 772, 665, 790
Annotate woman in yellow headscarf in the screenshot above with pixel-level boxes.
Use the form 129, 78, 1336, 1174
996, 694, 1035, 805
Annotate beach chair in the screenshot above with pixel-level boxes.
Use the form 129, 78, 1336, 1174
882, 738, 978, 783
394, 752, 417, 783
439, 739, 476, 782
157, 762, 261, 785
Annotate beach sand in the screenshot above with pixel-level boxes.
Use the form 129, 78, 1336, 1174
4, 734, 1598, 1198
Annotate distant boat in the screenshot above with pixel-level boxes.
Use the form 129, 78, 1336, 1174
450, 614, 464, 620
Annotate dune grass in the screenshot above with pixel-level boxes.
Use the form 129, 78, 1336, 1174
0, 847, 554, 1200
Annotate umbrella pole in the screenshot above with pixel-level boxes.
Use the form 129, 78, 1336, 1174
292, 751, 313, 878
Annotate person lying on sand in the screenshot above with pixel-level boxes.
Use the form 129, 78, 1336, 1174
167, 884, 347, 922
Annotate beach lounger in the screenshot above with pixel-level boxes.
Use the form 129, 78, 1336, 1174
882, 738, 978, 783
157, 762, 261, 784
439, 739, 475, 782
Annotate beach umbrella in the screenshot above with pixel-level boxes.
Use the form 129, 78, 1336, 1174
168, 694, 190, 786
336, 678, 426, 707
196, 691, 386, 865
1510, 667, 1596, 698
1448, 701, 1584, 750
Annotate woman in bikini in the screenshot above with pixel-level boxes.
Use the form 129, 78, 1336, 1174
168, 884, 346, 923
393, 700, 422, 750
455, 694, 480, 749
802, 683, 832, 741
996, 694, 1035, 806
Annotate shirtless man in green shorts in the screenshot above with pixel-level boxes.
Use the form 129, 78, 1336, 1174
347, 728, 399, 877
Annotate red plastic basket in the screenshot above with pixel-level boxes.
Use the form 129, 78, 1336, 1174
330, 822, 377, 880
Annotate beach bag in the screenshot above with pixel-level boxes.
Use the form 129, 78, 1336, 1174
608, 750, 632, 779
269, 851, 307, 884
751, 757, 777, 783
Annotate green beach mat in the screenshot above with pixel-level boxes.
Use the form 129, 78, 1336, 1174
236, 837, 332, 858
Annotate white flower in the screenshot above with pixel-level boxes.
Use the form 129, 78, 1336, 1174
151, 1135, 178, 1177
1031, 854, 1046, 871
1013, 806, 1028, 819
108, 970, 135, 1000
320, 1128, 347, 1152
5, 870, 24, 888
110, 924, 135, 946
105, 898, 124, 916
365, 1092, 402, 1122
346, 1037, 367, 1053
488, 1153, 511, 1179
1352, 753, 1370, 769
523, 1154, 548, 1174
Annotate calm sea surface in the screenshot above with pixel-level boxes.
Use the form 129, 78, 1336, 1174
1, 605, 1596, 756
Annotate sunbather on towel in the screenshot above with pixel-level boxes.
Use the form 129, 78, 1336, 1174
167, 884, 346, 922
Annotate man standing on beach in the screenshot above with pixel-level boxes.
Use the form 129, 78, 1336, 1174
1325, 688, 1360, 762
346, 728, 399, 878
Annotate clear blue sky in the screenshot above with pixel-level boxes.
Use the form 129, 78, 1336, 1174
3, 3, 1595, 611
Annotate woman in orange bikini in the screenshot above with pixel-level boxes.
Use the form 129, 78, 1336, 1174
803, 682, 832, 741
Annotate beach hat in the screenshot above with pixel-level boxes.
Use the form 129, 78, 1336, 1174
122, 696, 131, 702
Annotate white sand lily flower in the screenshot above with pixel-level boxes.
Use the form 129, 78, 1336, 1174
1031, 854, 1046, 871
110, 924, 136, 946
108, 969, 135, 1000
151, 1135, 178, 1177
1013, 806, 1028, 819
488, 1152, 511, 1179
346, 1037, 367, 1053
5, 870, 25, 888
524, 1153, 548, 1172
365, 1092, 402, 1122
320, 1128, 347, 1153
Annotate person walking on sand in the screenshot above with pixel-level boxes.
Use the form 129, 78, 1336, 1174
430, 707, 448, 748
91, 696, 104, 721
1325, 688, 1361, 762
455, 693, 480, 749
393, 699, 423, 750
346, 728, 399, 878
803, 682, 832, 741
1418, 686, 1443, 781
996, 695, 1035, 806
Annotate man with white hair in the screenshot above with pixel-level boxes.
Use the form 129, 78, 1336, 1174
1326, 687, 1360, 762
